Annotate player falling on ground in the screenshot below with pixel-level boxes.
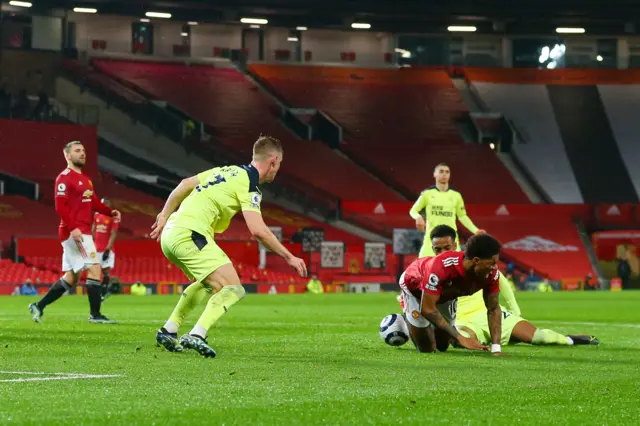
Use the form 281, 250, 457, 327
409, 163, 484, 258
428, 225, 599, 347
92, 197, 119, 301
399, 233, 506, 355
151, 136, 307, 358
29, 141, 121, 324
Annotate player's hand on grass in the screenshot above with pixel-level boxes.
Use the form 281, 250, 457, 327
111, 209, 122, 223
287, 256, 307, 277
150, 214, 167, 241
457, 336, 489, 351
70, 228, 83, 243
415, 217, 426, 232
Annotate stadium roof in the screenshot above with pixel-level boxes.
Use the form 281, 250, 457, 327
11, 0, 640, 34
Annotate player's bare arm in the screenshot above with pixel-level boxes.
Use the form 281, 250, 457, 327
151, 176, 199, 240
421, 292, 487, 351
243, 210, 307, 277
484, 291, 506, 356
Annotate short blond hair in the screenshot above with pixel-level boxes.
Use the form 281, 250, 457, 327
253, 135, 283, 161
63, 141, 83, 154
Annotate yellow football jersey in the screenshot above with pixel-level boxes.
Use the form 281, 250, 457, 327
409, 186, 477, 236
167, 164, 261, 239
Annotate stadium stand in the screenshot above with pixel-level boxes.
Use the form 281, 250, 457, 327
89, 59, 404, 202
466, 69, 583, 203
546, 85, 637, 203
598, 85, 640, 199
249, 64, 529, 203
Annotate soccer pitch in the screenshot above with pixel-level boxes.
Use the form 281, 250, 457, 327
1, 292, 639, 425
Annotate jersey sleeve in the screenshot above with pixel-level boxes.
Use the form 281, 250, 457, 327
456, 192, 478, 233
54, 174, 73, 228
237, 171, 261, 213
111, 218, 120, 231
91, 192, 113, 216
409, 191, 428, 220
197, 168, 216, 185
485, 269, 501, 296
420, 260, 447, 296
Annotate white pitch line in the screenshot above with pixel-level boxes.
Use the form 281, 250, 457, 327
0, 374, 120, 383
532, 320, 640, 329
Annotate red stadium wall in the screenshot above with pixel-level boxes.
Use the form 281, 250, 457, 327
0, 119, 98, 180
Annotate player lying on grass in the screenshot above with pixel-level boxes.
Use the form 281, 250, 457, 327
151, 136, 307, 358
398, 233, 505, 356
428, 225, 599, 347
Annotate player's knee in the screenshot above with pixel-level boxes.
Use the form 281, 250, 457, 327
225, 284, 246, 301
87, 264, 101, 280
63, 271, 79, 287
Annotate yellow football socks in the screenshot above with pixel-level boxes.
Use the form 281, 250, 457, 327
531, 328, 572, 345
190, 285, 246, 338
164, 282, 210, 333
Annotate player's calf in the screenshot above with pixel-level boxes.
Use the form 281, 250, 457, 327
30, 277, 74, 322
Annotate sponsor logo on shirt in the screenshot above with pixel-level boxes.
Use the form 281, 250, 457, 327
503, 236, 578, 252
82, 189, 94, 203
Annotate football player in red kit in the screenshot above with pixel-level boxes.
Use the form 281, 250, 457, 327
29, 141, 121, 324
92, 197, 119, 300
398, 234, 505, 356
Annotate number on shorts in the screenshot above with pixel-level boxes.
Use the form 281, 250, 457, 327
196, 174, 226, 192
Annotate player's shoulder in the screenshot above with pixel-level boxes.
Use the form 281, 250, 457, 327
422, 186, 438, 194
56, 168, 72, 180
447, 187, 463, 197
237, 164, 260, 193
433, 251, 464, 269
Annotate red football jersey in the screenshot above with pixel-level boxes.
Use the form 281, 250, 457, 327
54, 168, 112, 241
93, 213, 119, 252
403, 251, 500, 303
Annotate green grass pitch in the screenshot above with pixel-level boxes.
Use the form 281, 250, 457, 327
1, 291, 639, 425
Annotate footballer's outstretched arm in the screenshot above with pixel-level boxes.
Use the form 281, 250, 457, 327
421, 293, 487, 351
484, 291, 504, 355
243, 211, 307, 277
150, 176, 199, 240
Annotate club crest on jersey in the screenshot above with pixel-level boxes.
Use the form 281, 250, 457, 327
411, 310, 420, 319
426, 273, 439, 291
90, 252, 96, 259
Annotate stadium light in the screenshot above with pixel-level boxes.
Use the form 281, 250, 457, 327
181, 32, 188, 37
9, 1, 32, 7
596, 54, 603, 62
448, 25, 477, 32
288, 37, 299, 42
187, 21, 198, 25
394, 48, 411, 59
73, 7, 97, 13
351, 22, 371, 29
556, 27, 585, 34
140, 18, 150, 22
145, 12, 172, 19
296, 26, 308, 31
241, 18, 268, 25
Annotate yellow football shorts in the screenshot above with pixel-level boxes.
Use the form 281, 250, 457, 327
160, 225, 231, 283
457, 306, 525, 345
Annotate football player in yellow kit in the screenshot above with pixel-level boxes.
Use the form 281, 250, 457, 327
151, 136, 307, 358
409, 163, 484, 258
428, 225, 599, 348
